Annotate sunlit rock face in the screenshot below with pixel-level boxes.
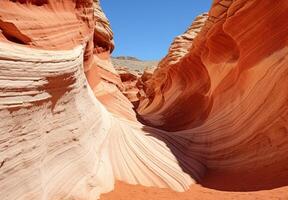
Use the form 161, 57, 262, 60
136, 12, 209, 119
0, 1, 194, 200
0, 0, 288, 200
0, 0, 94, 49
138, 0, 288, 172
159, 13, 209, 67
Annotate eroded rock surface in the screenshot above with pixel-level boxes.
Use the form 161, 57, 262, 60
0, 0, 288, 200
137, 0, 288, 186
0, 1, 193, 200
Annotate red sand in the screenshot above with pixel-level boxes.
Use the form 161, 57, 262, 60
101, 181, 288, 200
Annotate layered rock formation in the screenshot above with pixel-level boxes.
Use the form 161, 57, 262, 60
0, 1, 193, 199
137, 0, 288, 186
111, 57, 158, 106
0, 0, 288, 200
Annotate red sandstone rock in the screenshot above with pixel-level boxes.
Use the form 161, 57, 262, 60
0, 0, 288, 200
137, 0, 288, 189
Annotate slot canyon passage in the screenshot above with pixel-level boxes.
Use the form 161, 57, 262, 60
0, 0, 288, 199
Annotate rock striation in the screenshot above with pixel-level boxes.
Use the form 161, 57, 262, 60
0, 0, 288, 200
137, 0, 288, 184
0, 1, 193, 200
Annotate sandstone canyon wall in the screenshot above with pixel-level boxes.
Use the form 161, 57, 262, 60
137, 0, 288, 171
0, 0, 288, 200
0, 1, 193, 199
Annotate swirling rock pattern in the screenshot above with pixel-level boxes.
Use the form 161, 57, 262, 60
0, 0, 288, 200
0, 43, 193, 200
0, 1, 193, 200
137, 0, 288, 189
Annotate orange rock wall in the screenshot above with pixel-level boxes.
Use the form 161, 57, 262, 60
137, 0, 288, 171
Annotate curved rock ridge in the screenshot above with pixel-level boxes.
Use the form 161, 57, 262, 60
158, 13, 208, 67
137, 0, 288, 171
0, 0, 114, 77
0, 1, 196, 199
0, 42, 195, 200
0, 0, 93, 49
136, 12, 208, 114
93, 0, 114, 53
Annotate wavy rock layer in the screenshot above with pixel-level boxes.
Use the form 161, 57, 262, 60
0, 0, 288, 200
158, 13, 208, 67
137, 0, 288, 171
0, 1, 193, 200
0, 42, 193, 200
0, 0, 93, 49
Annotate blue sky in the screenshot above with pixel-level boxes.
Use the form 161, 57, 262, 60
101, 1, 212, 60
